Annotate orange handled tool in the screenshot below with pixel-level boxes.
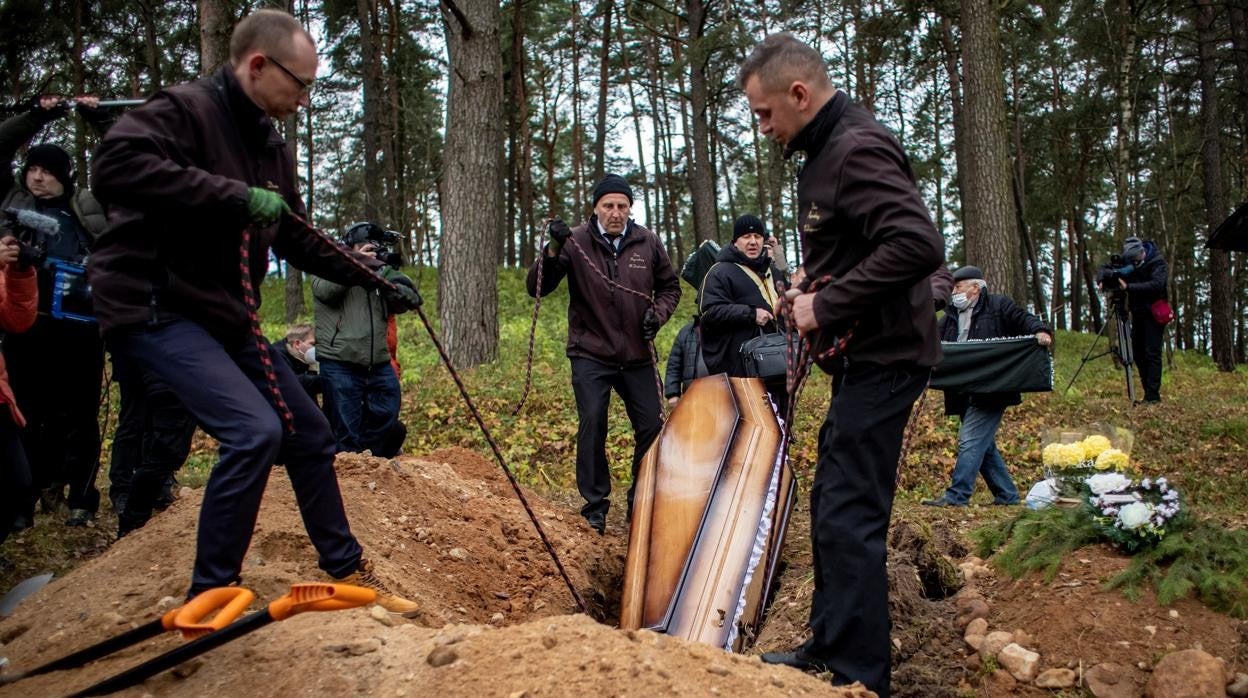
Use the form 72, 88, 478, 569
69, 584, 377, 697
0, 586, 254, 686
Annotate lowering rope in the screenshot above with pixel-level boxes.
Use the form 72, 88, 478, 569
778, 274, 855, 443
285, 213, 587, 615
512, 220, 550, 416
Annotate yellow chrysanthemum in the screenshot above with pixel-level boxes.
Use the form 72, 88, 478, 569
1042, 443, 1065, 467
1080, 434, 1112, 461
1095, 448, 1129, 471
1052, 443, 1084, 467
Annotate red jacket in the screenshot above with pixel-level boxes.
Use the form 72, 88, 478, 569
0, 264, 37, 426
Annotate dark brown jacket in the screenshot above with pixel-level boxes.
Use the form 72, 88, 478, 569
788, 92, 944, 371
526, 217, 680, 366
89, 68, 384, 344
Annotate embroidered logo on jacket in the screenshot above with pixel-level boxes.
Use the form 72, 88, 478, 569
627, 251, 648, 271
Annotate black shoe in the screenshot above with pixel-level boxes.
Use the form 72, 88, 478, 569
991, 499, 1020, 506
760, 647, 834, 673
921, 497, 966, 508
65, 509, 93, 527
585, 512, 606, 535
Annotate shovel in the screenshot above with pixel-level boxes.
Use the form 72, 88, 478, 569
69, 583, 376, 697
0, 586, 254, 686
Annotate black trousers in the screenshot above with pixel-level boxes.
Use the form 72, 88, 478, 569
806, 362, 929, 698
0, 410, 32, 545
109, 357, 197, 536
108, 319, 362, 594
569, 357, 663, 519
1130, 310, 1163, 402
3, 315, 104, 514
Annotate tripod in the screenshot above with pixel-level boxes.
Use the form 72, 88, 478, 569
1065, 292, 1136, 403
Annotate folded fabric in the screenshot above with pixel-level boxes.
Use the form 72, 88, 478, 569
930, 336, 1052, 394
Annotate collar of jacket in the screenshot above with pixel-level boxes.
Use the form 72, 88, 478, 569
214, 67, 285, 149
784, 90, 850, 162
587, 214, 640, 251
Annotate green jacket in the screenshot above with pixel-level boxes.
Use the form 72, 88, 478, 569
311, 275, 391, 367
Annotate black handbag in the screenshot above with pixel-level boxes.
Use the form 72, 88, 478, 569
740, 330, 792, 380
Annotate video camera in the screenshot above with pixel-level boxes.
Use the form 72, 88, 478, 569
1096, 254, 1135, 293
2, 207, 58, 268
343, 222, 403, 269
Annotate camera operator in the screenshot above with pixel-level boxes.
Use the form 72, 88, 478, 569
0, 233, 37, 558
0, 95, 112, 527
311, 222, 409, 457
1102, 237, 1168, 403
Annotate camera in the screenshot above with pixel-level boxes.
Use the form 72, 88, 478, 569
343, 222, 403, 269
1096, 254, 1134, 291
3, 207, 57, 268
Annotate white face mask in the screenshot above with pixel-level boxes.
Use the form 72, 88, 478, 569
304, 346, 317, 364
951, 292, 971, 310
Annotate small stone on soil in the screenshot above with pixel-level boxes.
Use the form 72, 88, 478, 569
172, 658, 204, 679
427, 645, 458, 667
541, 635, 558, 649
707, 663, 730, 676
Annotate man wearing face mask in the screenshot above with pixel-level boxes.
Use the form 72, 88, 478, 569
699, 214, 789, 412
272, 323, 322, 403
1113, 237, 1168, 403
923, 265, 1051, 508
526, 173, 681, 535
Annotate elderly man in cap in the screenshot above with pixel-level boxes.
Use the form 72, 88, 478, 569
0, 95, 112, 527
527, 173, 681, 534
923, 265, 1051, 507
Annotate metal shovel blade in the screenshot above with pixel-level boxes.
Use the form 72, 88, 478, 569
0, 573, 54, 617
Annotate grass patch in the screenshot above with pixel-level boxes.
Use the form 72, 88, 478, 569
1199, 417, 1248, 446
975, 509, 1248, 618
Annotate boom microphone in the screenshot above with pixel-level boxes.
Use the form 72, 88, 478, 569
3, 208, 60, 238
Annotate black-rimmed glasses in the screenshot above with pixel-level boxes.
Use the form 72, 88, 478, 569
264, 54, 315, 94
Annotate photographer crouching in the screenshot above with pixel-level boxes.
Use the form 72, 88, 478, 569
311, 222, 409, 457
0, 95, 112, 527
1100, 237, 1169, 403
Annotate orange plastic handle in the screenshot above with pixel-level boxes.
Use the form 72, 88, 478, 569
267, 583, 377, 621
169, 587, 256, 639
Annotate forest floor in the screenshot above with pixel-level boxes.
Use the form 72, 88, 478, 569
1, 270, 1246, 696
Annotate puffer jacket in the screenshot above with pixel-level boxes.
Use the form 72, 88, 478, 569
0, 263, 38, 425
663, 319, 708, 398
311, 275, 392, 367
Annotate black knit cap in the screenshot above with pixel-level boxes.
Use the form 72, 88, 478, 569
733, 214, 766, 241
23, 143, 74, 191
591, 173, 633, 207
952, 265, 985, 282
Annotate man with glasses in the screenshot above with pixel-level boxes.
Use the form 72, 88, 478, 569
89, 9, 423, 616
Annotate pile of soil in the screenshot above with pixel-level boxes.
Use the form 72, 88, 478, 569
0, 449, 867, 697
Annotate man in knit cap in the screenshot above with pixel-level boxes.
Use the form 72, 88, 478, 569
0, 95, 111, 527
526, 173, 681, 534
698, 213, 790, 412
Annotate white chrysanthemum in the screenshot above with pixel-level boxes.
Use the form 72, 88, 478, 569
1117, 501, 1154, 530
1086, 472, 1132, 495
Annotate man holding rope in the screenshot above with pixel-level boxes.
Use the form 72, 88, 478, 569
526, 174, 680, 535
88, 9, 422, 615
741, 34, 944, 696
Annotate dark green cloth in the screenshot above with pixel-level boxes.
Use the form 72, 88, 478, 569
930, 336, 1052, 394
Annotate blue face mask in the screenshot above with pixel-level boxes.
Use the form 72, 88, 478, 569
304, 346, 317, 364
951, 292, 971, 310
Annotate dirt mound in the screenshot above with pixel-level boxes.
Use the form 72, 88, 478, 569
974, 543, 1246, 696
0, 449, 866, 696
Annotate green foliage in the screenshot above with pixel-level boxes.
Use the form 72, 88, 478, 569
976, 509, 1248, 618
971, 507, 1100, 583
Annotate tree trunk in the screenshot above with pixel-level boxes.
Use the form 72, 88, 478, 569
138, 0, 163, 93
356, 0, 384, 222
591, 0, 612, 183
1194, 0, 1235, 371
198, 0, 232, 76
570, 0, 585, 215
939, 15, 967, 226
438, 0, 503, 367
685, 0, 717, 243
959, 0, 1021, 299
1112, 0, 1138, 241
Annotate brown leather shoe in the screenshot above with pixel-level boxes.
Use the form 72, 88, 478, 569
334, 558, 420, 618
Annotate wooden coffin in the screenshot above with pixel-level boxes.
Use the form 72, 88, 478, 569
620, 374, 795, 652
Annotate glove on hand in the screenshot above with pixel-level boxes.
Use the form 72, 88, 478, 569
246, 187, 290, 226
642, 308, 661, 341
547, 219, 572, 250
380, 267, 422, 310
